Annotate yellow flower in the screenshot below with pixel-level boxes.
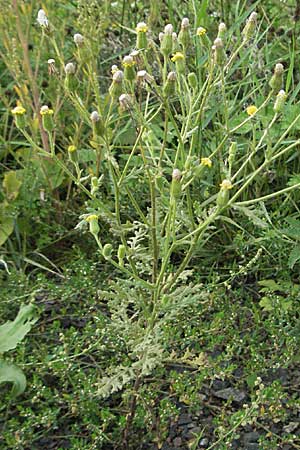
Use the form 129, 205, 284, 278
136, 22, 148, 33
122, 55, 135, 68
197, 27, 207, 36
68, 145, 77, 153
86, 214, 98, 222
200, 157, 212, 168
40, 105, 54, 115
11, 105, 26, 115
246, 105, 258, 116
171, 52, 184, 62
220, 179, 233, 190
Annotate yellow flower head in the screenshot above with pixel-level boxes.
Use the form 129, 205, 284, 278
68, 145, 77, 153
220, 179, 233, 190
40, 105, 54, 115
11, 105, 26, 115
171, 52, 185, 62
136, 22, 148, 33
246, 105, 258, 116
197, 27, 207, 36
122, 55, 135, 68
86, 214, 98, 222
200, 157, 212, 168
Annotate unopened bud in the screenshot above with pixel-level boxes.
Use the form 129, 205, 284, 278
117, 244, 126, 265
178, 17, 191, 49
217, 22, 227, 40
11, 105, 26, 129
91, 176, 99, 195
103, 243, 113, 259
213, 38, 226, 66
172, 32, 180, 52
274, 89, 286, 113
109, 70, 124, 99
242, 11, 258, 41
171, 168, 182, 199
86, 214, 100, 237
269, 63, 284, 93
68, 145, 78, 163
90, 111, 105, 137
164, 71, 177, 96
161, 24, 174, 56
188, 72, 198, 90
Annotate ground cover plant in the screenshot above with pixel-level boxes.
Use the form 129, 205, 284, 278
0, 0, 300, 449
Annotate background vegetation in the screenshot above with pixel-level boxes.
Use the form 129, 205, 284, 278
0, 0, 300, 449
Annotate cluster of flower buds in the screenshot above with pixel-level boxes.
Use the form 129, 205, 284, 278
11, 104, 26, 129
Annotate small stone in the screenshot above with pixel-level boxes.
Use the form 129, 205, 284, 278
187, 422, 196, 429
244, 444, 260, 450
199, 438, 209, 447
173, 437, 182, 446
178, 414, 191, 425
283, 422, 299, 433
243, 432, 260, 443
214, 387, 246, 403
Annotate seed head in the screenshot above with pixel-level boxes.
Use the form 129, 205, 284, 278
119, 94, 133, 110
164, 24, 174, 34
181, 18, 190, 29
74, 33, 84, 46
172, 168, 182, 181
37, 9, 49, 27
112, 70, 124, 82
167, 71, 177, 81
65, 62, 76, 74
90, 111, 100, 122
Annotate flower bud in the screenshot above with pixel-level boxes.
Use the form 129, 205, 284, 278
109, 70, 124, 99
196, 27, 207, 37
217, 22, 227, 40
217, 179, 233, 208
64, 63, 77, 91
160, 24, 173, 56
90, 110, 105, 137
200, 157, 212, 168
164, 71, 177, 96
269, 63, 284, 93
172, 32, 180, 53
178, 17, 191, 49
74, 33, 84, 46
122, 55, 136, 81
103, 243, 113, 259
228, 141, 237, 166
86, 214, 100, 237
117, 244, 126, 265
242, 11, 258, 41
213, 38, 226, 66
136, 22, 148, 50
40, 105, 54, 132
91, 176, 99, 195
274, 89, 286, 113
68, 145, 78, 163
171, 52, 185, 74
188, 72, 198, 90
11, 105, 26, 129
171, 168, 182, 199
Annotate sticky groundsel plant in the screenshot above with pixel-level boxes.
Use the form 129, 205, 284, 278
0, 304, 38, 397
11, 7, 300, 443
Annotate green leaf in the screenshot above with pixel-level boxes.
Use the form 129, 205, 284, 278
259, 296, 273, 311
288, 245, 300, 269
0, 304, 38, 354
0, 361, 26, 397
2, 171, 22, 201
258, 279, 282, 292
0, 204, 14, 246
